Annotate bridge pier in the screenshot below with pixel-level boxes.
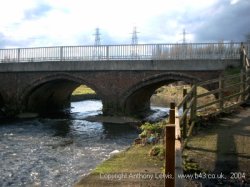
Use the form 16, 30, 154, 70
102, 99, 151, 117
102, 100, 122, 116
2, 98, 23, 117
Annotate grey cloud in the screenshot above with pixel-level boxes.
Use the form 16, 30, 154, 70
141, 7, 206, 43
135, 0, 250, 43
195, 0, 250, 42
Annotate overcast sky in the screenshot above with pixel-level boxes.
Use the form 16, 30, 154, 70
0, 0, 249, 48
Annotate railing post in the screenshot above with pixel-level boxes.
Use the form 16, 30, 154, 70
190, 85, 197, 123
165, 102, 175, 187
17, 48, 20, 62
182, 88, 187, 139
219, 74, 224, 111
60, 46, 63, 61
106, 46, 109, 60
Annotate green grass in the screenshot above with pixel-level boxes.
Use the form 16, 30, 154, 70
93, 145, 163, 174
151, 85, 216, 108
75, 144, 165, 187
72, 85, 96, 95
224, 66, 241, 76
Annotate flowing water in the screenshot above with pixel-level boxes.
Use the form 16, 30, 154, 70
0, 100, 168, 187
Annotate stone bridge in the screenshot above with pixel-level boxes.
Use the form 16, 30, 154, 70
0, 59, 241, 117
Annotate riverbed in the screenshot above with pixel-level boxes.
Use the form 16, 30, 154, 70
0, 100, 168, 187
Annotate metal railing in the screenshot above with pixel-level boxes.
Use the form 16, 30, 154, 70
0, 42, 249, 63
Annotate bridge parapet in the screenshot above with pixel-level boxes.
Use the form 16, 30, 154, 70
0, 42, 248, 63
0, 59, 241, 72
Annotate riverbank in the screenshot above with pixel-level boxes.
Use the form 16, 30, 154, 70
74, 104, 250, 187
74, 144, 164, 187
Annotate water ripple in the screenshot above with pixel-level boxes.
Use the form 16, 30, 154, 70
0, 101, 138, 187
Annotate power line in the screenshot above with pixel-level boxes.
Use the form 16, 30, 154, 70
94, 28, 101, 46
183, 29, 186, 44
179, 28, 191, 43
131, 26, 139, 45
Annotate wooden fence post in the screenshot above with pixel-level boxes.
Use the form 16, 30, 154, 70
240, 69, 245, 102
190, 84, 197, 123
182, 88, 187, 139
169, 102, 175, 124
165, 102, 175, 187
246, 67, 250, 100
240, 43, 245, 68
219, 74, 224, 111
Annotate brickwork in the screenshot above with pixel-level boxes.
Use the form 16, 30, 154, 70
0, 70, 222, 116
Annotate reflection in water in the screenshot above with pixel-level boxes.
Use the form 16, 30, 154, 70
102, 123, 139, 139
46, 120, 72, 137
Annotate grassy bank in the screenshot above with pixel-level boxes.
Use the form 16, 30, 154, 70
74, 106, 250, 186
75, 144, 164, 187
71, 85, 99, 101
72, 85, 96, 95
151, 84, 217, 111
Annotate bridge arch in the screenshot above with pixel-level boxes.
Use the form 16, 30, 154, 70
121, 72, 203, 116
20, 73, 103, 114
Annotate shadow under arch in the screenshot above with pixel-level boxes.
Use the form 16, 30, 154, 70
0, 89, 7, 116
20, 72, 103, 114
120, 72, 203, 116
0, 93, 4, 113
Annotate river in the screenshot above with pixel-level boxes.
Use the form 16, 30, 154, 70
0, 100, 168, 187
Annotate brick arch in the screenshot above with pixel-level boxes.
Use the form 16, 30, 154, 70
20, 72, 103, 113
120, 72, 202, 116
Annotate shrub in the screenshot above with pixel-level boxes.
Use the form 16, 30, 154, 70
140, 122, 164, 134
149, 145, 165, 160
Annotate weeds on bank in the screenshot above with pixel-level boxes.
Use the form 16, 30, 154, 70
136, 122, 166, 160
